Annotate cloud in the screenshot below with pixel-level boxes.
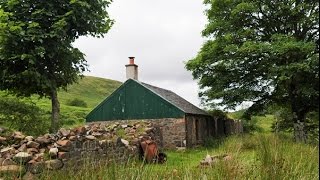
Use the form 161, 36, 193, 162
74, 0, 206, 106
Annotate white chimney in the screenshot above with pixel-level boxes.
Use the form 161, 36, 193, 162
125, 57, 138, 80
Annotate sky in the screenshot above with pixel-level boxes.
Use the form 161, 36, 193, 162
74, 0, 207, 107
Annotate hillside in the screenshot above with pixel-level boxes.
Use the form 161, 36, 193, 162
60, 76, 122, 108
0, 76, 122, 127
34, 76, 122, 108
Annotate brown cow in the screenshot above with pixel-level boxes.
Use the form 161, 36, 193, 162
140, 140, 167, 164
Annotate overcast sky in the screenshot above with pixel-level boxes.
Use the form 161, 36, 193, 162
74, 0, 207, 107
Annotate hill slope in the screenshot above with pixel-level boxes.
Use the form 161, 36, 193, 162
0, 76, 122, 126
59, 76, 121, 108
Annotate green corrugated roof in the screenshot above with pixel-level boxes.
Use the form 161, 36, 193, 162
86, 79, 209, 122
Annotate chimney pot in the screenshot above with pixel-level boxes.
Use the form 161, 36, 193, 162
128, 57, 135, 64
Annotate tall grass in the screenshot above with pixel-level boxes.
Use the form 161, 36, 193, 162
254, 134, 318, 180
35, 134, 318, 180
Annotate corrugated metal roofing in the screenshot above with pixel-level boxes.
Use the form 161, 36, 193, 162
86, 79, 186, 121
86, 79, 210, 122
139, 80, 209, 116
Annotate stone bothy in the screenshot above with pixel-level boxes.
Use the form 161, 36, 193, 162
86, 58, 223, 149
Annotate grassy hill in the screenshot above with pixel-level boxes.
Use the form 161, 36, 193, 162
33, 76, 122, 109
0, 76, 122, 128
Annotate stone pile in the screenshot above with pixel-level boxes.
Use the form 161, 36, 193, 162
0, 121, 158, 178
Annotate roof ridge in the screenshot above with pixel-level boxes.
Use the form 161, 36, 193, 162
141, 82, 174, 93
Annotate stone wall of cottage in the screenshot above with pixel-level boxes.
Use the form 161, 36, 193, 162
95, 118, 186, 150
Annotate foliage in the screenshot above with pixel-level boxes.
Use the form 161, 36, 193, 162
0, 0, 113, 97
305, 111, 319, 143
272, 107, 319, 143
0, 96, 49, 136
207, 109, 228, 119
0, 0, 113, 132
67, 98, 88, 108
186, 0, 319, 141
242, 118, 261, 133
227, 110, 246, 120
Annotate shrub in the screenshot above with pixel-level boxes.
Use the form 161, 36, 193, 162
67, 98, 88, 107
208, 109, 228, 119
241, 118, 260, 133
0, 97, 49, 136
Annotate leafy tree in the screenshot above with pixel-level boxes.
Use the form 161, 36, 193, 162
186, 0, 319, 142
0, 0, 113, 132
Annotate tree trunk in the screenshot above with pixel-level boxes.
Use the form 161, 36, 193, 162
292, 113, 307, 143
289, 79, 308, 143
50, 89, 60, 133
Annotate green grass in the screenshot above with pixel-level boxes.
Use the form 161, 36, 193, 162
25, 76, 122, 109
253, 115, 275, 133
34, 134, 319, 180
228, 110, 276, 133
57, 76, 122, 108
0, 76, 122, 128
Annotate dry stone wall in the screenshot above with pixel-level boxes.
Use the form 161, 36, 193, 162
0, 121, 158, 178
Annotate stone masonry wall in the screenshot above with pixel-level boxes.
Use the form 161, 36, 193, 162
94, 118, 186, 150
156, 118, 186, 149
